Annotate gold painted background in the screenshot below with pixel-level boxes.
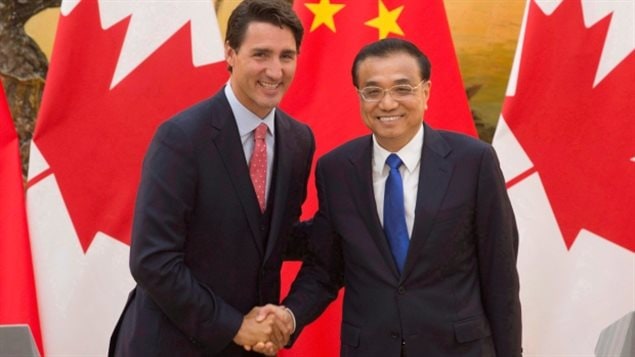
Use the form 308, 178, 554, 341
24, 0, 525, 142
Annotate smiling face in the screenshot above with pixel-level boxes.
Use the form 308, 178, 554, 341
225, 21, 298, 118
356, 52, 431, 152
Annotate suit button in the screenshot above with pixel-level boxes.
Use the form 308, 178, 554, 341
390, 332, 399, 339
398, 286, 406, 295
260, 225, 266, 232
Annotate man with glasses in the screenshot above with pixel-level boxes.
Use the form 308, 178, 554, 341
280, 38, 522, 356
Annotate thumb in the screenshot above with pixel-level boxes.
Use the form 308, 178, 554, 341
255, 304, 277, 322
254, 307, 269, 322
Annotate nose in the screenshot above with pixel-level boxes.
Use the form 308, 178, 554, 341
265, 58, 283, 80
378, 90, 399, 110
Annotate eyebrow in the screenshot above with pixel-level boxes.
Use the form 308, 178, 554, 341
250, 48, 297, 55
394, 78, 414, 85
250, 48, 273, 54
281, 49, 297, 56
363, 78, 415, 87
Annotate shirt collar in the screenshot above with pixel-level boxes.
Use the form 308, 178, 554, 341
372, 123, 424, 173
225, 84, 276, 137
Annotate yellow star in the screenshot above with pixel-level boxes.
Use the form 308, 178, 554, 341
364, 0, 405, 39
305, 0, 345, 32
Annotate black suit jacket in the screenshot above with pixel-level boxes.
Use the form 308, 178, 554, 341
109, 89, 314, 356
284, 123, 521, 357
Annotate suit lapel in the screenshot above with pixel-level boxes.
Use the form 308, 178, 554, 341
209, 91, 264, 256
264, 114, 294, 260
401, 123, 453, 281
349, 136, 401, 279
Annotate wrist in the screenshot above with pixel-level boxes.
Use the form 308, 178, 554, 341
281, 306, 296, 334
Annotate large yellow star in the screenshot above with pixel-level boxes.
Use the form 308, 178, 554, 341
364, 0, 405, 39
305, 0, 346, 32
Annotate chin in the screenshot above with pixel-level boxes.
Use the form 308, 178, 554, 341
264, 97, 283, 107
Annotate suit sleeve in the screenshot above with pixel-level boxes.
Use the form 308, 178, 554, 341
283, 159, 344, 342
283, 126, 316, 261
129, 121, 243, 353
475, 145, 522, 356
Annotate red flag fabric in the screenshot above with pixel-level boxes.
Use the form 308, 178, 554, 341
26, 1, 227, 354
279, 1, 475, 355
0, 81, 43, 353
493, 0, 634, 354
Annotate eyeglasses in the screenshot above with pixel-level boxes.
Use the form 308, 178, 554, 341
357, 80, 427, 102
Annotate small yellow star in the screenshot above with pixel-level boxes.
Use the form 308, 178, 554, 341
305, 0, 345, 32
364, 0, 405, 39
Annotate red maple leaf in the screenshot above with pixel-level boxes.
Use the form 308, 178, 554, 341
503, 0, 635, 252
31, 1, 228, 251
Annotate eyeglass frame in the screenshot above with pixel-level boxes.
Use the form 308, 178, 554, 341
357, 80, 428, 103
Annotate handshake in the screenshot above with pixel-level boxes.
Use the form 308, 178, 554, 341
233, 304, 295, 356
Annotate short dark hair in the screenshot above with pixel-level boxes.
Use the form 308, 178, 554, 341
226, 0, 304, 52
351, 38, 431, 88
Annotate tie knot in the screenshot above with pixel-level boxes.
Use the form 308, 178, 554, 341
254, 123, 267, 140
386, 154, 403, 170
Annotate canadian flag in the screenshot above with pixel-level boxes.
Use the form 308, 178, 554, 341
0, 81, 42, 353
493, 0, 634, 354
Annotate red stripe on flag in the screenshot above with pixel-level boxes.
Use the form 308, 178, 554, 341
26, 168, 53, 190
0, 80, 43, 355
506, 167, 536, 190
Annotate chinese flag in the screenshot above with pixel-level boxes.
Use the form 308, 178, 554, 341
279, 0, 475, 355
0, 81, 42, 353
493, 0, 634, 354
26, 1, 227, 355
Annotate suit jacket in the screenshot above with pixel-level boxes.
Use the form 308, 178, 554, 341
109, 89, 315, 356
284, 123, 521, 357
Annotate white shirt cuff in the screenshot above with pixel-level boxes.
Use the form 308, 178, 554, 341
283, 306, 296, 333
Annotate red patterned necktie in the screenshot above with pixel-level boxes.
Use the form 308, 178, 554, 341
249, 123, 268, 212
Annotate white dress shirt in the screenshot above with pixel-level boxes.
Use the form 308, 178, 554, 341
225, 84, 275, 202
372, 124, 424, 238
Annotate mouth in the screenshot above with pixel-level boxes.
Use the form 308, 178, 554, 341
376, 114, 403, 122
258, 80, 281, 90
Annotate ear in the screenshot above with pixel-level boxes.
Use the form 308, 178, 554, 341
225, 42, 236, 67
421, 80, 432, 110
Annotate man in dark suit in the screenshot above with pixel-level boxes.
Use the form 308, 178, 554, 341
109, 1, 312, 356
282, 38, 522, 356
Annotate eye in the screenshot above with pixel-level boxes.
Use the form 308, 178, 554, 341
392, 85, 413, 96
363, 87, 383, 99
281, 53, 296, 61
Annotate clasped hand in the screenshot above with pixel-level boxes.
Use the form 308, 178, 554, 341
233, 304, 294, 356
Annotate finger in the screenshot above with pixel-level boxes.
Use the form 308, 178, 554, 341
263, 341, 279, 356
266, 315, 284, 347
271, 319, 290, 344
251, 341, 267, 353
278, 313, 293, 335
268, 309, 293, 338
271, 326, 284, 348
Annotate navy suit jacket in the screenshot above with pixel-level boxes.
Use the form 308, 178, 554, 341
284, 123, 521, 357
109, 89, 314, 356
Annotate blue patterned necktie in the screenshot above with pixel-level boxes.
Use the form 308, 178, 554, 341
383, 154, 410, 274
